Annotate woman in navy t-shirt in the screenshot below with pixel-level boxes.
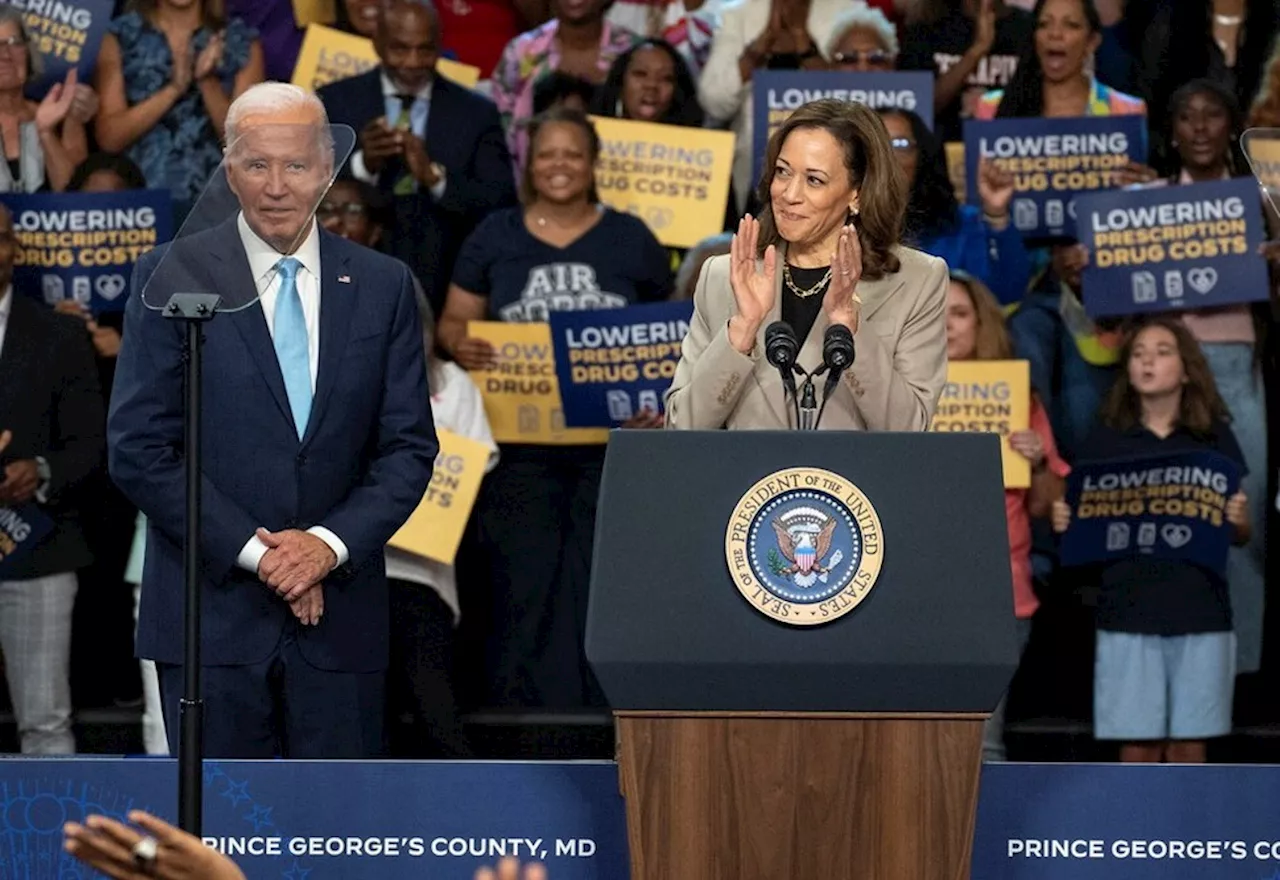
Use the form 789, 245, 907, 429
438, 107, 672, 709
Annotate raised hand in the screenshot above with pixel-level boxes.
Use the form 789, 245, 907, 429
474, 856, 548, 880
973, 0, 996, 55
977, 158, 1015, 219
0, 430, 10, 456
727, 214, 777, 354
64, 811, 246, 880
822, 224, 862, 333
35, 70, 78, 133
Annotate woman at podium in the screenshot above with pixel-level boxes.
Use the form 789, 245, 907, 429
664, 99, 949, 431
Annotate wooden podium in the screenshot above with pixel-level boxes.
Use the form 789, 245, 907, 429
586, 432, 1017, 880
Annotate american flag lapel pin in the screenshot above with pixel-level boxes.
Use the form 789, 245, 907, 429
338, 274, 351, 283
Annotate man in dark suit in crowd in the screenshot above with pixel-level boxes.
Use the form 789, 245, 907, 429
108, 83, 437, 758
0, 204, 105, 754
317, 0, 517, 316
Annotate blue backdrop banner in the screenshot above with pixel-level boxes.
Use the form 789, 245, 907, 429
1060, 450, 1241, 574
2, 0, 114, 99
0, 502, 53, 578
963, 116, 1148, 238
550, 301, 692, 427
753, 71, 934, 177
1076, 178, 1269, 317
973, 763, 1280, 878
10, 761, 1280, 878
0, 760, 628, 879
0, 190, 173, 313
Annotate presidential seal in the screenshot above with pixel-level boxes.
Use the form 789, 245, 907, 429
725, 467, 883, 626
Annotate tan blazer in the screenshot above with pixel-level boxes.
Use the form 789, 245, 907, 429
665, 245, 949, 431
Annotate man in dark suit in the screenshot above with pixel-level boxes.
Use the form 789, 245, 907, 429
108, 83, 437, 758
0, 204, 105, 754
317, 0, 517, 316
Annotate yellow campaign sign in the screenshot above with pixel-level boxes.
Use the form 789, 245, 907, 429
931, 360, 1031, 489
291, 25, 481, 93
467, 322, 610, 446
590, 116, 735, 249
388, 428, 491, 565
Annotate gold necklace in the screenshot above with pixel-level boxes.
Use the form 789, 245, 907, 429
783, 263, 832, 299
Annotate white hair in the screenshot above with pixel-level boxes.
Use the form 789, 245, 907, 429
825, 7, 899, 59
224, 83, 330, 147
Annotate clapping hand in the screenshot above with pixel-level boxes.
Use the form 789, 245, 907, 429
1226, 491, 1249, 528
822, 223, 862, 333
194, 31, 224, 81
474, 856, 547, 880
972, 0, 996, 55
35, 69, 78, 133
169, 39, 194, 94
359, 117, 403, 175
727, 214, 777, 354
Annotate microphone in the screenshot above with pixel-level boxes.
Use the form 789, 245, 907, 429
815, 324, 856, 430
764, 321, 802, 428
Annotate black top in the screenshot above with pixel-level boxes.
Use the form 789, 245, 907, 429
899, 6, 1035, 142
781, 264, 828, 347
1076, 419, 1246, 636
452, 207, 672, 321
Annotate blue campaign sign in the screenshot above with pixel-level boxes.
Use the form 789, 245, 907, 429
964, 116, 1148, 239
0, 759, 629, 879
1060, 450, 1241, 575
973, 763, 1280, 878
550, 300, 692, 427
1076, 178, 1269, 318
0, 503, 53, 578
753, 70, 934, 178
0, 189, 173, 313
2, 0, 114, 99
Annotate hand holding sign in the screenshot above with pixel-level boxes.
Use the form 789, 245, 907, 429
1111, 160, 1160, 187
454, 337, 498, 371
1226, 491, 1249, 531
823, 223, 862, 333
1009, 429, 1045, 468
728, 215, 777, 353
1051, 498, 1071, 534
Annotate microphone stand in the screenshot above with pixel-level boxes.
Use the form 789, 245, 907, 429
163, 291, 221, 836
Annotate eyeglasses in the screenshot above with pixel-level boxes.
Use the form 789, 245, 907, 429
0, 36, 29, 53
316, 202, 369, 218
890, 137, 917, 152
831, 49, 893, 67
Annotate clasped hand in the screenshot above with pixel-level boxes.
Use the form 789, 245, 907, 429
256, 528, 335, 626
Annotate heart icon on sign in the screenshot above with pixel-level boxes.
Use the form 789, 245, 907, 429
1161, 524, 1193, 549
1187, 267, 1218, 294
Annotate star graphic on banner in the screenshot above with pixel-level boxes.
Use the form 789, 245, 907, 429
244, 804, 274, 832
204, 762, 226, 785
221, 779, 251, 808
282, 859, 312, 880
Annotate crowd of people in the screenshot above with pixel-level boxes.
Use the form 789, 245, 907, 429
0, 0, 1276, 766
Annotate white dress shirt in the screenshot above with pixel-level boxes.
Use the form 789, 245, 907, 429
0, 285, 10, 360
349, 73, 448, 199
233, 214, 350, 576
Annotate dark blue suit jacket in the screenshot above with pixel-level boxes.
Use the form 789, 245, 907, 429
108, 218, 437, 672
317, 70, 517, 315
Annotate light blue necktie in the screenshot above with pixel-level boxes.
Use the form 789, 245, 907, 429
272, 257, 311, 439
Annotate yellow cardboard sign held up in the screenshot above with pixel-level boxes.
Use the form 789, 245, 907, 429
590, 116, 735, 249
388, 429, 491, 565
467, 322, 610, 446
291, 24, 481, 93
931, 360, 1032, 489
